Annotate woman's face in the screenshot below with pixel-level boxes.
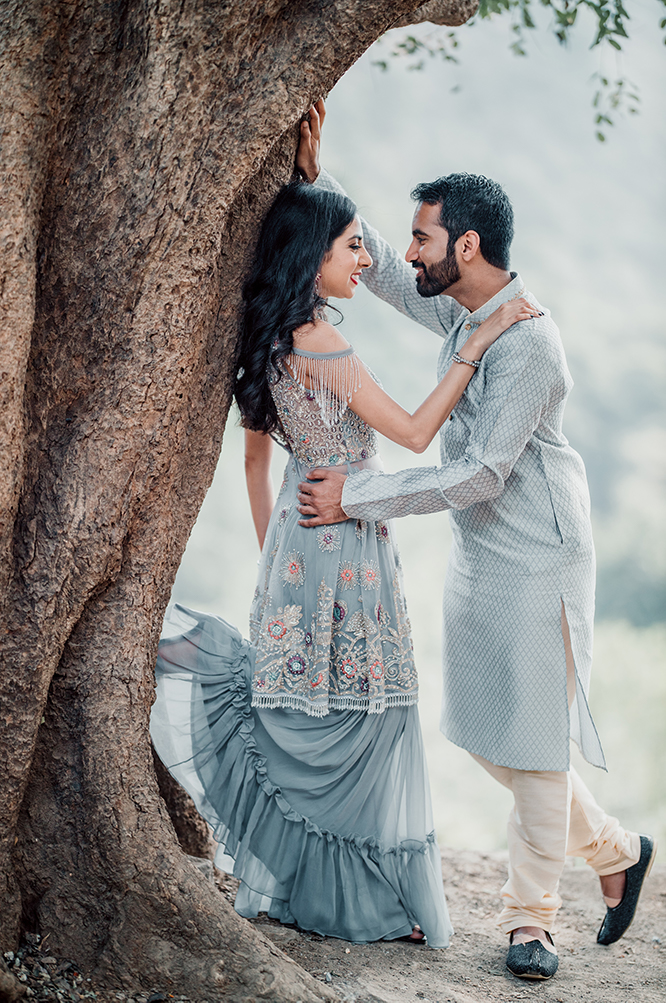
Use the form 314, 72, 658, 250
319, 217, 372, 299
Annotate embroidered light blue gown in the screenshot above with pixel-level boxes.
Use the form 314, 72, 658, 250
150, 346, 452, 947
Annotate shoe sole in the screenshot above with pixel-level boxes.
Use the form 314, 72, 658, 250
598, 836, 658, 945
621, 837, 658, 937
509, 971, 556, 981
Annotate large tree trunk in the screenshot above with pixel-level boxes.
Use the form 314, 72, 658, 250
0, 2, 475, 999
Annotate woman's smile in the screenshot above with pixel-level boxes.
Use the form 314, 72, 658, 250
318, 216, 373, 299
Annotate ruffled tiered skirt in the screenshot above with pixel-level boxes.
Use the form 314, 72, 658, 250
150, 603, 452, 947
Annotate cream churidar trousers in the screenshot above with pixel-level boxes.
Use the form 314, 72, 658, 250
470, 603, 640, 933
471, 754, 641, 933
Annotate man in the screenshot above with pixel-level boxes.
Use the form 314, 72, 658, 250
294, 102, 655, 980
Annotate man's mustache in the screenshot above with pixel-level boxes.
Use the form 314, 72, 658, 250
411, 261, 426, 275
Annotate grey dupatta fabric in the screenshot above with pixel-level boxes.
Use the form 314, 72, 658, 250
314, 169, 605, 772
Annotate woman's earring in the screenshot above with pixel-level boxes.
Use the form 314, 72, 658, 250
314, 272, 322, 296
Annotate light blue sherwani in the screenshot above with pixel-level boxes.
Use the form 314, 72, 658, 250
315, 170, 605, 772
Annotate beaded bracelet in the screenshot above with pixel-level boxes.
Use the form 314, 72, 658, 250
452, 352, 480, 369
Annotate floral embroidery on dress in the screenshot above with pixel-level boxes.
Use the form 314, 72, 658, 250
280, 551, 306, 588
264, 605, 303, 646
249, 348, 418, 717
252, 536, 417, 715
286, 653, 307, 677
340, 657, 359, 679
369, 660, 384, 680
332, 600, 348, 629
360, 560, 381, 591
338, 562, 357, 591
267, 619, 287, 641
375, 521, 390, 544
317, 527, 341, 553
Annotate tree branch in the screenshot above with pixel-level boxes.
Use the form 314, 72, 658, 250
392, 0, 479, 27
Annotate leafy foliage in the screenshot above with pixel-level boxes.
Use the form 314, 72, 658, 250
374, 0, 665, 140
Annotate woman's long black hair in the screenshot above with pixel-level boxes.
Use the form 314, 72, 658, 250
235, 181, 357, 433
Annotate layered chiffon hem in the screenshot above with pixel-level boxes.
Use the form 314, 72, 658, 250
150, 603, 452, 948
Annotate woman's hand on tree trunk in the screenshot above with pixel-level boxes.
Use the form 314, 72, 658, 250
296, 99, 325, 183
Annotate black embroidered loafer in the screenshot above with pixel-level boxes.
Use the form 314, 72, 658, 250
506, 931, 559, 980
597, 834, 657, 946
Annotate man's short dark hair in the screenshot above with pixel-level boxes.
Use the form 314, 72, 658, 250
410, 173, 514, 270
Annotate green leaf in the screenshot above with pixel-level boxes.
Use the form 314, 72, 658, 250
378, 0, 644, 144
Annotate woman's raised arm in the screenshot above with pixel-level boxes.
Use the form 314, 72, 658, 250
295, 298, 541, 454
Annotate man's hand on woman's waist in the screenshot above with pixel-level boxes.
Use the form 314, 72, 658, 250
297, 467, 348, 526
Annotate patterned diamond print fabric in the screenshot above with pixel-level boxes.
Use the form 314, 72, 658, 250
315, 169, 606, 771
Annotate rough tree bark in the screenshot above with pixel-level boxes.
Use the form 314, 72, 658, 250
392, 0, 479, 27
0, 2, 476, 1000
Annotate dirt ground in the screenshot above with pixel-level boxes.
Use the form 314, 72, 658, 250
248, 848, 665, 1003
5, 849, 663, 1003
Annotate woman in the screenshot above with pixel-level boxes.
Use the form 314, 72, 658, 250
150, 181, 539, 947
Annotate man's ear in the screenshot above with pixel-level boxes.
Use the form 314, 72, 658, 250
457, 230, 481, 261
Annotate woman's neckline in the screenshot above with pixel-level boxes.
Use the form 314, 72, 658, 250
290, 345, 355, 360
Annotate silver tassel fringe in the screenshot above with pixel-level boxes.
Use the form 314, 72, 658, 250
288, 352, 362, 428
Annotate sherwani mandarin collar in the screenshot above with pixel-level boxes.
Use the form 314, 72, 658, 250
448, 272, 526, 341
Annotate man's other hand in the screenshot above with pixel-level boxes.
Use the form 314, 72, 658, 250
296, 100, 325, 184
297, 467, 347, 526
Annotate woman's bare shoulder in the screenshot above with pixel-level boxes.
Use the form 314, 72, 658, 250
292, 320, 351, 354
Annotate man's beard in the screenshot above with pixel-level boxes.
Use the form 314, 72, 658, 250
414, 243, 460, 298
